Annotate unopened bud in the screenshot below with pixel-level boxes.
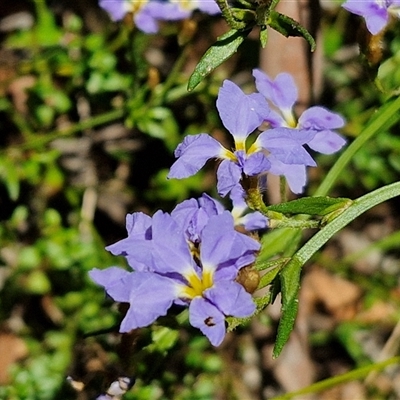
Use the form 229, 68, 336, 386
236, 265, 260, 294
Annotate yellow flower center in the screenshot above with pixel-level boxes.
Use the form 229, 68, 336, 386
234, 139, 246, 152
282, 110, 297, 128
130, 0, 148, 13
221, 148, 238, 162
181, 269, 214, 299
171, 0, 192, 11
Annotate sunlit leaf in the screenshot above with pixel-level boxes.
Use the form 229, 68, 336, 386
188, 29, 250, 91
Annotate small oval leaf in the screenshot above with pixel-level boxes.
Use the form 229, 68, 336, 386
267, 196, 352, 216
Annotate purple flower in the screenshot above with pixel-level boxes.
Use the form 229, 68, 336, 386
171, 192, 267, 243
105, 212, 153, 270
342, 0, 400, 35
90, 211, 259, 346
99, 0, 220, 34
168, 80, 271, 197
171, 194, 224, 243
253, 69, 346, 154
99, 0, 131, 21
252, 69, 346, 192
168, 80, 316, 196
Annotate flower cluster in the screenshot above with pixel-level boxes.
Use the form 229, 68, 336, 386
342, 0, 400, 35
168, 69, 346, 194
99, 0, 220, 33
91, 71, 346, 346
90, 195, 263, 346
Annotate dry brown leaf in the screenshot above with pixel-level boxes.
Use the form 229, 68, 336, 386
0, 332, 28, 384
304, 267, 362, 321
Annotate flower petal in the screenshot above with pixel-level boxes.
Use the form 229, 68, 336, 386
120, 272, 178, 332
134, 8, 159, 34
89, 267, 131, 302
189, 297, 226, 346
205, 280, 256, 317
216, 159, 243, 197
141, 2, 190, 21
342, 0, 388, 34
195, 0, 221, 14
100, 0, 129, 21
216, 80, 269, 141
307, 130, 346, 154
257, 128, 316, 166
168, 134, 225, 179
105, 212, 153, 271
200, 212, 260, 274
150, 211, 194, 275
298, 106, 345, 130
198, 193, 225, 215
243, 152, 271, 176
268, 157, 308, 194
236, 211, 268, 231
171, 194, 224, 243
171, 198, 199, 231
106, 213, 151, 255
253, 69, 297, 111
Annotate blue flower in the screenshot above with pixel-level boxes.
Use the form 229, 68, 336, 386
342, 0, 400, 35
168, 80, 316, 196
253, 69, 346, 193
90, 210, 259, 346
171, 191, 267, 244
99, 0, 220, 33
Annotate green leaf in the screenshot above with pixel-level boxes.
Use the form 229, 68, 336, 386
267, 196, 352, 216
273, 258, 302, 358
188, 29, 250, 91
269, 11, 316, 51
260, 27, 268, 48
258, 227, 302, 262
273, 181, 400, 357
0, 155, 20, 200
25, 270, 52, 294
146, 327, 179, 354
257, 259, 289, 289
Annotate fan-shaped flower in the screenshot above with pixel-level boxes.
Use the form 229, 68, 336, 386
168, 80, 317, 195
99, 0, 220, 33
252, 69, 346, 192
342, 0, 400, 35
90, 211, 259, 346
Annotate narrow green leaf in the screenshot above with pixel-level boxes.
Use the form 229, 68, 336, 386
267, 196, 352, 216
268, 11, 316, 51
0, 156, 20, 200
187, 29, 250, 91
273, 181, 400, 357
273, 258, 302, 358
260, 26, 268, 48
273, 356, 400, 400
258, 227, 302, 262
258, 260, 288, 289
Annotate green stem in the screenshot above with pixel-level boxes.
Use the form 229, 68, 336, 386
315, 96, 400, 197
273, 181, 400, 358
3, 109, 124, 153
272, 356, 400, 400
296, 181, 400, 265
247, 185, 319, 229
279, 175, 287, 203
215, 0, 244, 29
149, 43, 191, 107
